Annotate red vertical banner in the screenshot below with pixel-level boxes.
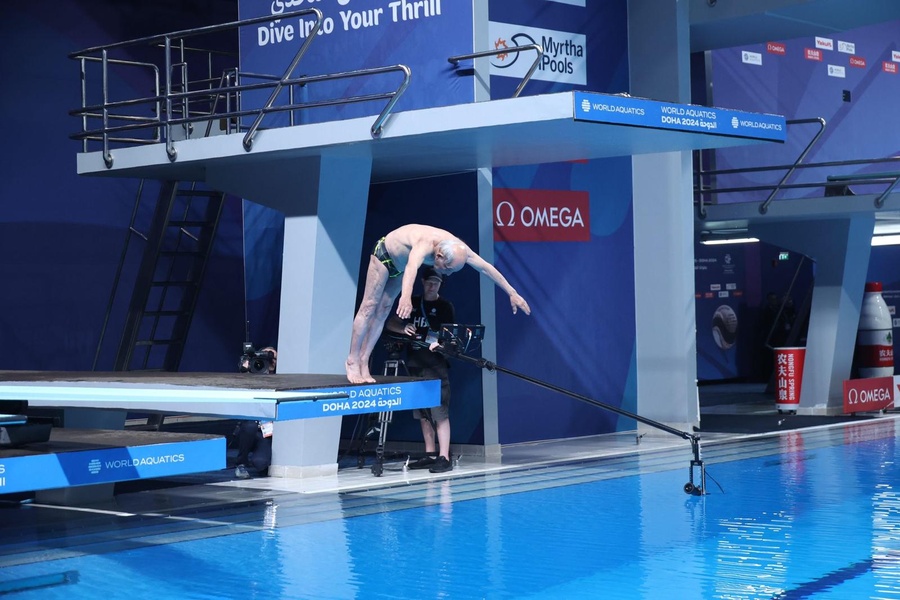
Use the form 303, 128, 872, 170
775, 347, 805, 411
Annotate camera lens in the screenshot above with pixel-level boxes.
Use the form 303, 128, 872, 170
250, 358, 268, 373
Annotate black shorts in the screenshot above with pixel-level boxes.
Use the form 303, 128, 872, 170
410, 362, 450, 422
373, 237, 402, 278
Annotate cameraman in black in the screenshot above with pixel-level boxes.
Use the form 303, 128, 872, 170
235, 346, 277, 479
385, 268, 455, 473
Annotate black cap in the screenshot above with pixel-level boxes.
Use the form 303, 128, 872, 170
422, 268, 443, 282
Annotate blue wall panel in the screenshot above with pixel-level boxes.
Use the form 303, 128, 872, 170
0, 3, 267, 373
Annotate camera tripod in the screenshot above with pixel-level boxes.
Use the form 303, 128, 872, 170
357, 336, 449, 477
351, 353, 409, 476
432, 327, 707, 496
367, 357, 405, 476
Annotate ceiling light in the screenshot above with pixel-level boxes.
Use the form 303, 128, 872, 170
872, 234, 900, 247
700, 237, 760, 246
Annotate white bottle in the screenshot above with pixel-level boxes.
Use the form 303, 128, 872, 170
857, 281, 894, 378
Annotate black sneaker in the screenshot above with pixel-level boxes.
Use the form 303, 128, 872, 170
408, 456, 436, 470
429, 456, 452, 473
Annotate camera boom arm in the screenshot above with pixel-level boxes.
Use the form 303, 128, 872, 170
431, 328, 706, 496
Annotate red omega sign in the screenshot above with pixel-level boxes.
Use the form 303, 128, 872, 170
493, 188, 590, 242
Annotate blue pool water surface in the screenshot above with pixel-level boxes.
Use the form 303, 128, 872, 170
3, 423, 900, 599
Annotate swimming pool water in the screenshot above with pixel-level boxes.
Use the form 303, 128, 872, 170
3, 422, 900, 599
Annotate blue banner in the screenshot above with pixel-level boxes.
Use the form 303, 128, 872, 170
0, 438, 224, 494
573, 92, 787, 141
238, 0, 475, 125
277, 377, 439, 420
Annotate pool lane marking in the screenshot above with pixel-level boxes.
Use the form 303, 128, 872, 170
772, 558, 874, 599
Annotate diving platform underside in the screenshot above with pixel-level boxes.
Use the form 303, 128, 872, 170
0, 371, 438, 422
76, 91, 786, 183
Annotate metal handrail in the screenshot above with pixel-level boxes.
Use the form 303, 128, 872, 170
758, 117, 826, 214
93, 178, 150, 371
696, 118, 826, 218
73, 70, 411, 140
240, 9, 322, 151
704, 174, 900, 196
70, 7, 412, 166
203, 69, 237, 137
696, 157, 900, 205
76, 56, 161, 152
696, 155, 900, 177
827, 171, 900, 208
696, 117, 900, 216
243, 64, 412, 148
448, 44, 543, 99
370, 65, 412, 138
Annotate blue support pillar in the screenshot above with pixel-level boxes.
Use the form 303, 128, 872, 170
628, 0, 699, 433
753, 216, 875, 413
208, 153, 373, 476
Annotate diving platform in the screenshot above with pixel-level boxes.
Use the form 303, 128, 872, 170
0, 372, 437, 494
0, 428, 224, 495
0, 371, 437, 421
75, 91, 786, 184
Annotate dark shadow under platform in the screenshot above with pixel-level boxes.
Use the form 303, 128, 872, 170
697, 412, 878, 434
697, 381, 884, 434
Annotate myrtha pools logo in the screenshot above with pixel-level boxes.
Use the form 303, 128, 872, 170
489, 22, 586, 85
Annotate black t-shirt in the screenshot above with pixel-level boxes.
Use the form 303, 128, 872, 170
405, 294, 455, 368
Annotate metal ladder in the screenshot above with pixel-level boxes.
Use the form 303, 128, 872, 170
94, 180, 226, 373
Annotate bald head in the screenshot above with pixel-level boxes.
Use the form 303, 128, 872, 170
434, 239, 466, 274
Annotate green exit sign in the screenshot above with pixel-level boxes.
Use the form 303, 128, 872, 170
778, 252, 790, 261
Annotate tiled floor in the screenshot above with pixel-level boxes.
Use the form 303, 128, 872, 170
209, 381, 891, 496
219, 429, 710, 496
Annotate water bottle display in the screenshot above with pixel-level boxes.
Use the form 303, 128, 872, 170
856, 281, 894, 378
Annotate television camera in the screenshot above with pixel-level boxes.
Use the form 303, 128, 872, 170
239, 342, 276, 374
437, 323, 485, 353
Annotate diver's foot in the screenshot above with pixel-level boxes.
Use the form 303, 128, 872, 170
359, 366, 376, 384
346, 359, 367, 384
